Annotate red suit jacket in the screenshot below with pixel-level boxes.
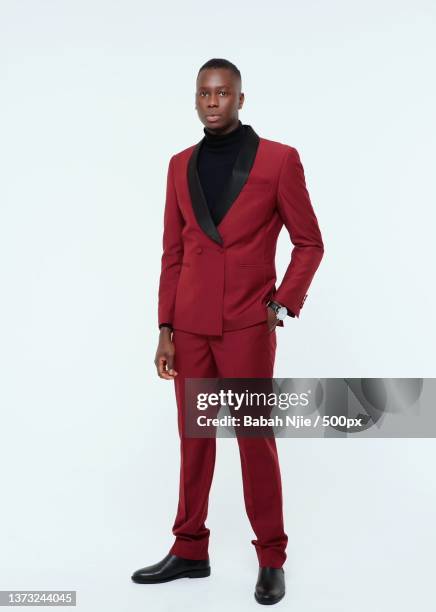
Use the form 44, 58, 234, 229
158, 125, 324, 336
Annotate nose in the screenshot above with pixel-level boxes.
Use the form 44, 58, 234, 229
207, 94, 219, 108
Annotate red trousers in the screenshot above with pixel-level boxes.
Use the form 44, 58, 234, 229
168, 321, 288, 568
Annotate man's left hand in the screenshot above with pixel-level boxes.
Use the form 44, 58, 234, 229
266, 306, 278, 332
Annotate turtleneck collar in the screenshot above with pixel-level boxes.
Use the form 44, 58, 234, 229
202, 119, 245, 148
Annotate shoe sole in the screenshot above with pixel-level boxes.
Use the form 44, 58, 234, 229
254, 591, 285, 605
131, 567, 211, 584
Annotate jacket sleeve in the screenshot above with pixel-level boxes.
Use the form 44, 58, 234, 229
157, 155, 185, 328
272, 146, 324, 318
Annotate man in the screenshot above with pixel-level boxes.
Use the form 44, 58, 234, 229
131, 58, 324, 605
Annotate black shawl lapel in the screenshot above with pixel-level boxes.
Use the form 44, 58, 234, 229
187, 124, 260, 246
187, 139, 223, 245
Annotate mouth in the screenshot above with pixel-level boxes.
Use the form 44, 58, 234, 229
206, 114, 221, 122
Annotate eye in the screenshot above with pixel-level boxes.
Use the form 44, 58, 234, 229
219, 90, 227, 96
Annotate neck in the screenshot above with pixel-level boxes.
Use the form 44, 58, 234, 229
204, 119, 242, 138
202, 120, 244, 148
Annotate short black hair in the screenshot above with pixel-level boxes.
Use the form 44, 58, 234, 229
197, 58, 242, 85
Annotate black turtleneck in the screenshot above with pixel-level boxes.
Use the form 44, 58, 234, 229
197, 119, 245, 225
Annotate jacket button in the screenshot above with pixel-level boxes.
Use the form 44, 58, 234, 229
195, 247, 203, 254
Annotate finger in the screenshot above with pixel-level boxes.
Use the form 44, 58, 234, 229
157, 356, 173, 380
166, 355, 178, 376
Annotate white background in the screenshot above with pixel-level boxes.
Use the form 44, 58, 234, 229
1, 1, 435, 610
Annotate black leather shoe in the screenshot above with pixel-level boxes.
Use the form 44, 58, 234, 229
131, 552, 211, 584
254, 566, 285, 605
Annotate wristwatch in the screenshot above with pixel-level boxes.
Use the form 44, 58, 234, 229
267, 300, 288, 321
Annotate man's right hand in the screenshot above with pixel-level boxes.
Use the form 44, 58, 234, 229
154, 327, 178, 379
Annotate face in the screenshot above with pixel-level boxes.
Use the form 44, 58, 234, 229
195, 68, 244, 133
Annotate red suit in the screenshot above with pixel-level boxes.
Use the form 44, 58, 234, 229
158, 125, 324, 568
